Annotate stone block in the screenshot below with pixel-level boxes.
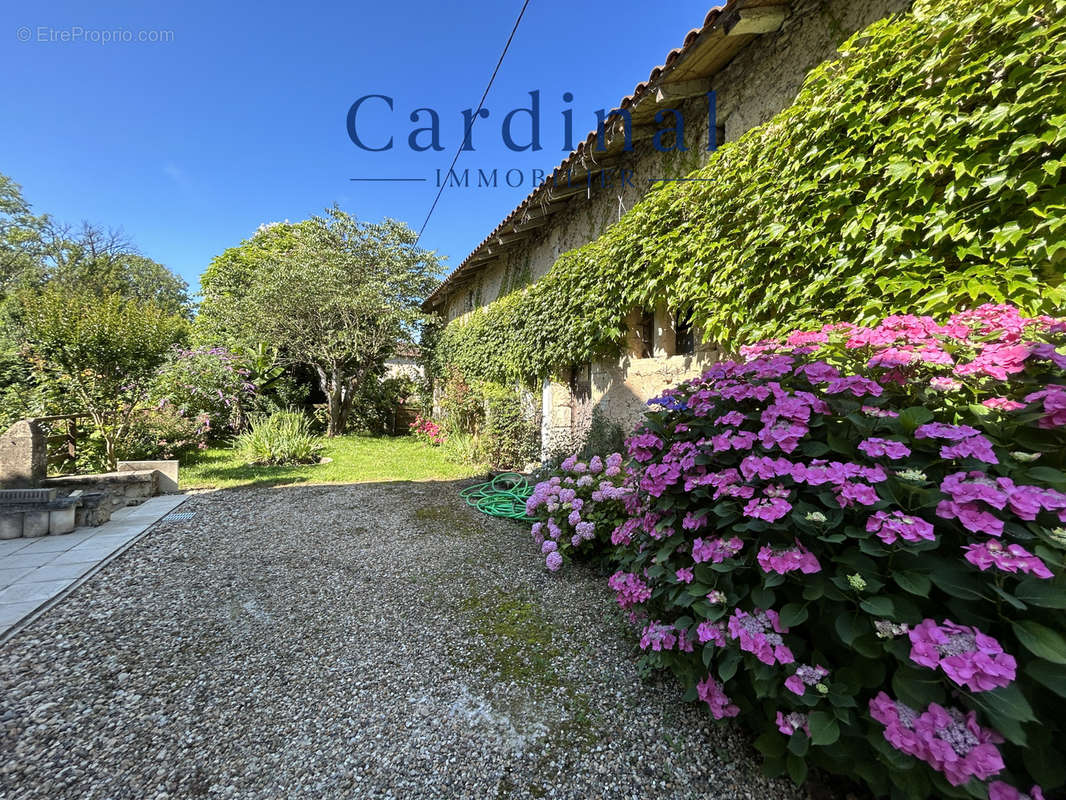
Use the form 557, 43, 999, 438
22, 509, 50, 538
0, 512, 22, 540
48, 505, 76, 535
117, 460, 178, 493
0, 420, 47, 489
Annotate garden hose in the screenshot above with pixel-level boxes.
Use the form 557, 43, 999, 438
460, 473, 535, 521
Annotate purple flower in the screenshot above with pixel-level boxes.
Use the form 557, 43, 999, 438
607, 571, 652, 609
776, 711, 810, 736
697, 675, 739, 719
989, 782, 1046, 800
908, 619, 1016, 692
825, 375, 883, 397
743, 495, 793, 522
715, 411, 746, 426
675, 567, 694, 584
963, 540, 1053, 579
540, 540, 557, 554
727, 609, 794, 666
697, 620, 727, 646
869, 693, 1005, 786
865, 511, 936, 545
858, 437, 912, 460
936, 500, 1004, 536
835, 481, 880, 508
692, 536, 744, 564
784, 664, 829, 696
545, 551, 563, 572
756, 541, 821, 575
639, 621, 678, 652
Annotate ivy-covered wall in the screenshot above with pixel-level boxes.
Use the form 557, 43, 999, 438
433, 0, 1066, 404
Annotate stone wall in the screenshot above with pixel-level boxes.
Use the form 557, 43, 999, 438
440, 0, 913, 455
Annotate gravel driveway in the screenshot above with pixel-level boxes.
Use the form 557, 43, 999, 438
0, 480, 803, 800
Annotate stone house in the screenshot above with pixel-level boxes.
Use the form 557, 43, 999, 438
423, 0, 912, 456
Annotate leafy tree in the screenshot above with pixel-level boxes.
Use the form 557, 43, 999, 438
211, 208, 440, 436
0, 173, 49, 294
41, 223, 192, 317
18, 288, 186, 468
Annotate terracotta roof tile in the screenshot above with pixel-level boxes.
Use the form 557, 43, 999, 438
423, 1, 762, 309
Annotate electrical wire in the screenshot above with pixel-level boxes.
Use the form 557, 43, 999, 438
414, 0, 533, 248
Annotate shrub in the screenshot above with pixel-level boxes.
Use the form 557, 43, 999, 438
529, 305, 1066, 799
150, 345, 257, 439
236, 410, 323, 465
410, 414, 445, 446
481, 382, 539, 471
348, 375, 418, 434
432, 0, 1066, 384
526, 453, 633, 571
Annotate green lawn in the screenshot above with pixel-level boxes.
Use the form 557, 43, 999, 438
180, 434, 487, 489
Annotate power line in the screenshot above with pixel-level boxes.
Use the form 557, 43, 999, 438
414, 0, 532, 248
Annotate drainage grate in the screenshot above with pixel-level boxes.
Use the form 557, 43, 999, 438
161, 511, 196, 523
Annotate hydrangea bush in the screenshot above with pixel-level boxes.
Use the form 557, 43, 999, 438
526, 453, 633, 571
531, 306, 1066, 799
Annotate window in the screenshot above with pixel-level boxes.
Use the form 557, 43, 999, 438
675, 309, 695, 356
570, 362, 592, 402
640, 310, 655, 358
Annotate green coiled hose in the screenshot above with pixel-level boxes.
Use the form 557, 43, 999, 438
460, 473, 535, 521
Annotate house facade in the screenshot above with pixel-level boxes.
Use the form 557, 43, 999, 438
423, 0, 912, 457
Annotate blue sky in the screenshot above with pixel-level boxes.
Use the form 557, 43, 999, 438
1, 0, 720, 294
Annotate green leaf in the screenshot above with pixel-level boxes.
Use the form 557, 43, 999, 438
754, 731, 786, 758
974, 682, 1036, 722
1013, 620, 1066, 664
779, 603, 809, 627
787, 730, 809, 758
892, 571, 931, 597
786, 753, 808, 786
1025, 659, 1066, 698
859, 596, 894, 617
1013, 579, 1066, 609
808, 711, 840, 746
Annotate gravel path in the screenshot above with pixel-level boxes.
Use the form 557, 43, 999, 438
0, 481, 804, 800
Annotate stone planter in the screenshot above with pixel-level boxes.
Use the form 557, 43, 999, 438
22, 509, 50, 538
0, 511, 22, 540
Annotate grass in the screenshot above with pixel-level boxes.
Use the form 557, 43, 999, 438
180, 434, 488, 489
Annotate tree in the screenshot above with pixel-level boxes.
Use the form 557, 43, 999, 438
19, 288, 186, 468
0, 173, 49, 294
217, 208, 441, 436
41, 222, 192, 317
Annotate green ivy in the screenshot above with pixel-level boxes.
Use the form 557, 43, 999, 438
434, 0, 1066, 383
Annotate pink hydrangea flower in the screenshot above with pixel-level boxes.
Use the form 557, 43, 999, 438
697, 675, 739, 719
1025, 385, 1066, 428
639, 621, 677, 652
963, 540, 1053, 579
908, 619, 1016, 692
756, 541, 821, 575
691, 536, 744, 564
675, 567, 694, 584
776, 711, 810, 736
697, 620, 727, 646
983, 397, 1025, 411
936, 500, 1004, 536
869, 693, 1004, 786
743, 495, 793, 522
858, 437, 912, 459
988, 782, 1045, 800
835, 481, 880, 508
865, 511, 936, 545
607, 571, 652, 609
727, 609, 794, 666
784, 664, 829, 696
